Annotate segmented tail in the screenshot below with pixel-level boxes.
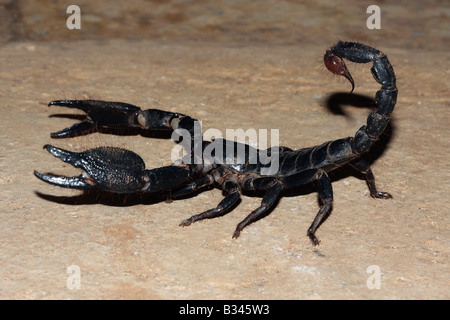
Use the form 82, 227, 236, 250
325, 41, 398, 155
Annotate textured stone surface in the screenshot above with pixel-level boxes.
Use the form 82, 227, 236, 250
0, 0, 448, 299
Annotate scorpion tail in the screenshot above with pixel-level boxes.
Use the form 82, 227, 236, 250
324, 41, 398, 155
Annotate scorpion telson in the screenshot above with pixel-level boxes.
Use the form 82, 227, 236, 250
324, 49, 355, 93
35, 41, 397, 245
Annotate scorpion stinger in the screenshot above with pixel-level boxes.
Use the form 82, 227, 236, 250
324, 49, 355, 93
35, 42, 397, 246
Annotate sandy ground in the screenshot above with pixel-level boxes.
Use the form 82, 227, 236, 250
0, 0, 448, 299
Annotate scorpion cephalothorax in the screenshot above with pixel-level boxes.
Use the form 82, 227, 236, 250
35, 42, 397, 245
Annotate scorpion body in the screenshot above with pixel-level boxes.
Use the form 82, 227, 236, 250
35, 42, 397, 245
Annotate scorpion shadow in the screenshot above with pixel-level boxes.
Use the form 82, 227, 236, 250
35, 189, 168, 207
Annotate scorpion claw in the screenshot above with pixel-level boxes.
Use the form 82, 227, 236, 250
34, 145, 97, 189
35, 144, 152, 193
34, 171, 95, 189
43, 144, 83, 165
48, 100, 142, 137
50, 120, 95, 138
324, 49, 355, 93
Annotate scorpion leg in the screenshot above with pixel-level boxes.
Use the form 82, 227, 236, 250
277, 169, 332, 245
349, 159, 392, 199
233, 179, 282, 239
171, 175, 215, 198
179, 181, 241, 226
306, 171, 333, 246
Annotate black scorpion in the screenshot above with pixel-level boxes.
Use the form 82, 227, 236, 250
34, 42, 397, 245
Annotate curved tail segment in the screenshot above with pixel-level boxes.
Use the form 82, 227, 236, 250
324, 41, 398, 155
